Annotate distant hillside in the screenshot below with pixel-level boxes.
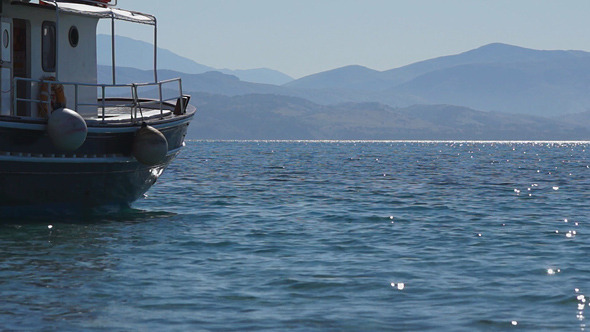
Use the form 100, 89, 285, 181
97, 35, 294, 85
98, 40, 590, 116
97, 65, 426, 107
288, 43, 590, 90
285, 43, 590, 116
387, 58, 590, 116
283, 65, 382, 90
97, 42, 590, 139
217, 68, 294, 86
97, 35, 213, 75
187, 93, 590, 140
97, 66, 289, 96
552, 110, 590, 127
378, 43, 590, 88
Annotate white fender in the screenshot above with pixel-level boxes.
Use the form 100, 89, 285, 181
47, 108, 88, 151
132, 124, 168, 166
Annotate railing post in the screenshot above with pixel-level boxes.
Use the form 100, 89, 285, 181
178, 78, 185, 113
153, 19, 158, 83
158, 82, 163, 117
101, 85, 106, 123
12, 77, 16, 116
54, 1, 60, 81
132, 83, 137, 121
111, 13, 116, 85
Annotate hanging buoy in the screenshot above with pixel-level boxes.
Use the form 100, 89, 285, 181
38, 77, 66, 118
132, 123, 168, 166
47, 108, 88, 151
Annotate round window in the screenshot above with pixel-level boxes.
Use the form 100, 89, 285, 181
2, 29, 9, 49
68, 26, 79, 47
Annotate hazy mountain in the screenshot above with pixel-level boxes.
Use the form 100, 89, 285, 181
378, 43, 590, 88
187, 93, 590, 140
552, 110, 590, 127
284, 65, 382, 90
96, 42, 590, 139
97, 35, 294, 85
97, 35, 213, 74
97, 66, 290, 96
288, 43, 590, 90
390, 58, 590, 116
216, 68, 294, 86
283, 43, 590, 115
98, 40, 590, 116
97, 64, 428, 109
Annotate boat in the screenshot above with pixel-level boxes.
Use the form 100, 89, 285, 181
0, 0, 196, 210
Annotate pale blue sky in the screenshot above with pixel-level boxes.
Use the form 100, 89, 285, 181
102, 0, 590, 78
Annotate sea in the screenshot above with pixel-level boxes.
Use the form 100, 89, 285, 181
1, 141, 589, 331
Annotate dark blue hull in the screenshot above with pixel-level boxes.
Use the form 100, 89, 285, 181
0, 155, 173, 207
0, 104, 195, 210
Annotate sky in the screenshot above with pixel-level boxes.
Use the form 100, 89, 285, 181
100, 0, 590, 79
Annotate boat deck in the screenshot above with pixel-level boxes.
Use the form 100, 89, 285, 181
85, 106, 173, 124
0, 98, 193, 128
83, 98, 179, 126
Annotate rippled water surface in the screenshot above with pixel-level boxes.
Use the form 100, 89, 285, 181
1, 141, 589, 331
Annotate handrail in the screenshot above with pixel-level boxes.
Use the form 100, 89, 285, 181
40, 0, 118, 7
12, 77, 186, 121
69, 0, 119, 7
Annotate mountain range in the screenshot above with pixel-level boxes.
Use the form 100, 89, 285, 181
187, 94, 590, 140
97, 38, 590, 140
285, 43, 590, 116
97, 35, 294, 85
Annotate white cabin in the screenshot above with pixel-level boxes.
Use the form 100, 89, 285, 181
0, 0, 159, 119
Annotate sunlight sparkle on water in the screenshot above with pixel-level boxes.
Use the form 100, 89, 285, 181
7, 141, 590, 331
577, 293, 587, 322
391, 282, 405, 290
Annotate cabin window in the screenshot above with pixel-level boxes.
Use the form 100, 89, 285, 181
2, 29, 8, 49
42, 21, 56, 72
69, 26, 79, 47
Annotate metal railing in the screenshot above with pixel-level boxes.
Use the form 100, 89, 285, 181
39, 0, 118, 7
13, 77, 185, 122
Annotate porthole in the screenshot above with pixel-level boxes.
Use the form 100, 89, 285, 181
68, 26, 79, 47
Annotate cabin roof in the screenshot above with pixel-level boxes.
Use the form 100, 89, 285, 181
11, 1, 156, 25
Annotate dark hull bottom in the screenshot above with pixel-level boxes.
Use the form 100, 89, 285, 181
0, 154, 176, 210
0, 105, 194, 212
